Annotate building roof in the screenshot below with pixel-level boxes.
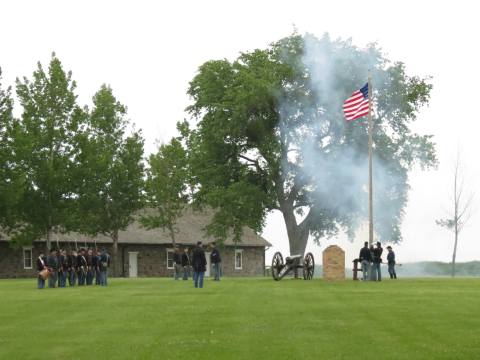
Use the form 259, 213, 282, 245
1, 208, 271, 247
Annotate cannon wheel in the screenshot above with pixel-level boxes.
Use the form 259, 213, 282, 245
271, 252, 284, 281
303, 252, 315, 280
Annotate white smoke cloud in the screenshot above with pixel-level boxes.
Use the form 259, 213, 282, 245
277, 33, 402, 244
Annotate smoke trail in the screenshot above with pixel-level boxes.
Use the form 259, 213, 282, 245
276, 33, 405, 243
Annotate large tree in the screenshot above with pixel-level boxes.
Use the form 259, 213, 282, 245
0, 69, 24, 232
12, 55, 86, 249
140, 137, 190, 246
75, 85, 144, 275
185, 33, 437, 255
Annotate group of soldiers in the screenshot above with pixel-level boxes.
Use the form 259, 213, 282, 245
36, 247, 111, 289
358, 241, 397, 281
172, 242, 222, 287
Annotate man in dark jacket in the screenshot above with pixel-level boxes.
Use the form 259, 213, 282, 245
36, 252, 47, 289
57, 249, 67, 288
86, 248, 94, 285
47, 249, 59, 288
77, 249, 87, 286
358, 242, 372, 281
181, 247, 191, 280
210, 242, 221, 281
192, 241, 207, 288
386, 246, 397, 279
371, 241, 383, 281
368, 245, 375, 280
93, 249, 101, 285
67, 250, 77, 286
99, 248, 110, 286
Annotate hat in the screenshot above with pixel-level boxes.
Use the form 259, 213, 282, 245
386, 246, 392, 250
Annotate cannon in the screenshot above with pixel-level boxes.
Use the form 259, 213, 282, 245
271, 252, 315, 281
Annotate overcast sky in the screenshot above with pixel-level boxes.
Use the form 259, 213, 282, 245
2, 0, 479, 264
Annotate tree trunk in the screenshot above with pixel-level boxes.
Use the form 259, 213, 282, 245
452, 225, 458, 278
288, 229, 309, 256
282, 208, 309, 256
275, 174, 310, 260
169, 225, 176, 247
46, 228, 52, 252
112, 229, 119, 277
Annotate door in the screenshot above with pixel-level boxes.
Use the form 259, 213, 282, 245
205, 251, 211, 277
128, 252, 138, 278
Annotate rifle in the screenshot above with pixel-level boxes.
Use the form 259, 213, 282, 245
55, 235, 63, 274
80, 255, 87, 277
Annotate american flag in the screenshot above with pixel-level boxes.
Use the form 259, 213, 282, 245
343, 83, 369, 121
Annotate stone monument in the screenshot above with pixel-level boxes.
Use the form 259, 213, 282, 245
322, 245, 345, 280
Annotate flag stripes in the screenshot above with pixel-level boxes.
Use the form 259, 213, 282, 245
343, 83, 369, 121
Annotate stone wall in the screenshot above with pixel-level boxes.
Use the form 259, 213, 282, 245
220, 246, 265, 277
121, 244, 266, 277
322, 245, 345, 280
0, 241, 266, 278
0, 242, 116, 279
0, 242, 44, 278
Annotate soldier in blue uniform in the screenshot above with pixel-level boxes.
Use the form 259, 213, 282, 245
386, 246, 397, 279
86, 248, 94, 285
99, 248, 110, 286
36, 252, 47, 289
371, 242, 383, 281
47, 249, 58, 288
181, 247, 191, 280
77, 249, 87, 286
358, 242, 372, 281
93, 249, 101, 285
57, 249, 67, 287
192, 242, 207, 288
67, 250, 77, 286
210, 242, 221, 281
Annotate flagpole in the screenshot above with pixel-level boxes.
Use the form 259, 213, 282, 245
368, 72, 374, 246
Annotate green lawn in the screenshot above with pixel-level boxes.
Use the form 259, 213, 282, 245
0, 277, 479, 360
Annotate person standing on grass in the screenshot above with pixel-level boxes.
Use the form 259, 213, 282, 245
210, 242, 221, 281
93, 249, 101, 285
67, 250, 77, 286
77, 249, 87, 286
47, 249, 58, 288
173, 247, 183, 280
369, 244, 375, 281
371, 242, 383, 281
386, 246, 397, 279
36, 252, 47, 289
86, 248, 94, 285
192, 241, 207, 288
358, 242, 372, 281
182, 247, 191, 280
99, 248, 110, 286
57, 249, 67, 288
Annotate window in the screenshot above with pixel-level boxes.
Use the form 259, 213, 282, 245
235, 249, 243, 270
23, 247, 33, 269
166, 249, 174, 269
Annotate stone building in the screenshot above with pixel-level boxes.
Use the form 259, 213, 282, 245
0, 209, 271, 279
